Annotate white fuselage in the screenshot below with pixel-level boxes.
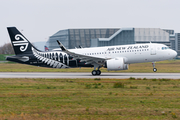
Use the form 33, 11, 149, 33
68, 43, 177, 64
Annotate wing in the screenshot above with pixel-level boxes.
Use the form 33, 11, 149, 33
57, 40, 107, 66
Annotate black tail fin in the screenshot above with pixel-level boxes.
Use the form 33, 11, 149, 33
7, 27, 39, 55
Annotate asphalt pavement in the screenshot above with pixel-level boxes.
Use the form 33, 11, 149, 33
0, 72, 179, 79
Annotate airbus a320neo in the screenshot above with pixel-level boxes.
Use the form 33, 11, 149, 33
6, 27, 177, 75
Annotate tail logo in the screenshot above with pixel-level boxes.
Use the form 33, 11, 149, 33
13, 34, 29, 52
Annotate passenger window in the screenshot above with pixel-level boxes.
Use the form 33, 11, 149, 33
164, 47, 169, 49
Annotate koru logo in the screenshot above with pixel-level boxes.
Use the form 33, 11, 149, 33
13, 34, 29, 52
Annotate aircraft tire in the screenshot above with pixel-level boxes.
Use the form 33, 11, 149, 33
153, 68, 157, 72
96, 70, 101, 75
92, 70, 97, 76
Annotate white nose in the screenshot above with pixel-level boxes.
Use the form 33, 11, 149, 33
172, 50, 177, 58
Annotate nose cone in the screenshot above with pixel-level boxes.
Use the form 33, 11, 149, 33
172, 50, 177, 58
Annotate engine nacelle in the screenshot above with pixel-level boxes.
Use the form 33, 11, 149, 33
105, 58, 128, 71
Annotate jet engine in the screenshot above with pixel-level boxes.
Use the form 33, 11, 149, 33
105, 57, 128, 71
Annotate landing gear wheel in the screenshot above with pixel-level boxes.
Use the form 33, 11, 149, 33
153, 68, 157, 72
96, 70, 101, 75
92, 70, 97, 76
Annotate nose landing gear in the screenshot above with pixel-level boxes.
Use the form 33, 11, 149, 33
152, 62, 157, 72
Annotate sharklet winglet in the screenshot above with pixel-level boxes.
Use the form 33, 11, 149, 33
57, 40, 66, 51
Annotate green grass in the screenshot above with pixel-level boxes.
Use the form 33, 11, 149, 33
0, 54, 14, 61
0, 54, 6, 61
0, 59, 180, 72
0, 78, 180, 119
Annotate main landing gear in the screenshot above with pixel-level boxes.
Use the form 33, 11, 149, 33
92, 64, 101, 76
152, 62, 157, 72
92, 70, 101, 76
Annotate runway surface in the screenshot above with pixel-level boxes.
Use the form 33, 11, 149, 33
0, 72, 179, 79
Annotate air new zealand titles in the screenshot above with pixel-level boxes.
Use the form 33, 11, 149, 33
107, 45, 149, 51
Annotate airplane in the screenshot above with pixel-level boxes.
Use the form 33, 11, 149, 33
44, 46, 49, 51
6, 27, 177, 75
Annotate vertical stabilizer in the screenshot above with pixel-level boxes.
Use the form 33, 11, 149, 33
7, 27, 39, 55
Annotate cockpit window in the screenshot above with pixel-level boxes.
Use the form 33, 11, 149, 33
162, 47, 170, 50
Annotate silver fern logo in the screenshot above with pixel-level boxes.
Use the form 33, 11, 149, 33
32, 47, 69, 68
13, 34, 28, 52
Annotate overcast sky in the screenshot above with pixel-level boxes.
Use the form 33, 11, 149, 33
1, 0, 180, 46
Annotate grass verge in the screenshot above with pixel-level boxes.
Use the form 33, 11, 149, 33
0, 78, 180, 119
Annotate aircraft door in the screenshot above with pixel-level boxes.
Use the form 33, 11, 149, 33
151, 45, 156, 55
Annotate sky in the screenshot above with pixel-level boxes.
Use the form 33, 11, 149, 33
1, 0, 180, 46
